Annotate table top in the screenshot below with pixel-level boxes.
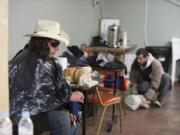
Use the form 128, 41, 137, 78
90, 43, 136, 54
92, 67, 124, 72
92, 67, 125, 77
69, 68, 125, 92
70, 79, 100, 93
70, 83, 96, 90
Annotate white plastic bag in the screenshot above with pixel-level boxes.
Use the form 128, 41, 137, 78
125, 95, 150, 111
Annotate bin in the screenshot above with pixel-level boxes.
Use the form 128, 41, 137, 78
145, 46, 171, 73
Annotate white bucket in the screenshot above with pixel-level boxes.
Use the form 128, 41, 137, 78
57, 57, 68, 71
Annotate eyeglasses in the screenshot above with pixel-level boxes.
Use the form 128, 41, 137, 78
49, 40, 60, 48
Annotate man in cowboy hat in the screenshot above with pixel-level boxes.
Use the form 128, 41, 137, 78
9, 20, 83, 135
129, 48, 171, 107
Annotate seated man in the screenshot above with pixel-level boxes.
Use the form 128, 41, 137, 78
129, 48, 171, 107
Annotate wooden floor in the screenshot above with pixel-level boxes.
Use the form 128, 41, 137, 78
77, 84, 180, 135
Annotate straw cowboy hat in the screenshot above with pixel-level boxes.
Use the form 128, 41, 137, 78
25, 20, 70, 45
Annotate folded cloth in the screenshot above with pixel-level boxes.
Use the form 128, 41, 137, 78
79, 80, 98, 88
96, 52, 115, 67
64, 66, 98, 87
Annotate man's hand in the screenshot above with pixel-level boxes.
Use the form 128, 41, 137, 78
70, 91, 84, 103
144, 88, 156, 101
139, 96, 146, 106
70, 113, 77, 122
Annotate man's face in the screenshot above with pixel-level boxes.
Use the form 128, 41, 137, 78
48, 39, 60, 57
136, 54, 148, 65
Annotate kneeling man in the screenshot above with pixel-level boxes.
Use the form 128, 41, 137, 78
130, 48, 171, 107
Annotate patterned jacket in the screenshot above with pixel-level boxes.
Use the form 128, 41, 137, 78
9, 48, 71, 125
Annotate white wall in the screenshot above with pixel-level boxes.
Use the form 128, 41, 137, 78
103, 0, 180, 48
9, 0, 102, 59
103, 0, 180, 77
9, 0, 180, 59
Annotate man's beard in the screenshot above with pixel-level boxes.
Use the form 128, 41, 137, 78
139, 61, 147, 69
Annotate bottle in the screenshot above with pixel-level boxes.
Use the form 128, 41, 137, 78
122, 32, 127, 47
118, 27, 123, 47
0, 111, 13, 135
18, 111, 33, 135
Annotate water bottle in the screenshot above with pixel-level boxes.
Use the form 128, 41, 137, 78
18, 111, 33, 135
0, 111, 12, 135
122, 32, 127, 47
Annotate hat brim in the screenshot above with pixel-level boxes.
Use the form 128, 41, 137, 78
25, 30, 70, 46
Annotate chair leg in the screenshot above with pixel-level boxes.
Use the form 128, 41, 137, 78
96, 106, 107, 135
118, 102, 123, 133
122, 92, 127, 116
114, 104, 117, 123
93, 102, 96, 125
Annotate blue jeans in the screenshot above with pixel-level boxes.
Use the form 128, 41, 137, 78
137, 73, 171, 102
48, 111, 78, 135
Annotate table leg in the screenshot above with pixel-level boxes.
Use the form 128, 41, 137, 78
82, 92, 88, 135
107, 71, 118, 132
122, 91, 126, 115
112, 71, 117, 121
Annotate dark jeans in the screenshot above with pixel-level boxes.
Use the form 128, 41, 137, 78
137, 73, 171, 102
48, 111, 78, 135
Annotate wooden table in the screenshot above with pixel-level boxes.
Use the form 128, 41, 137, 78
90, 43, 136, 55
90, 44, 136, 63
71, 84, 98, 135
70, 68, 125, 135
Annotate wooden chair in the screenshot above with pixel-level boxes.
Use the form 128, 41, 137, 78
100, 87, 128, 116
88, 86, 123, 135
97, 69, 128, 115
